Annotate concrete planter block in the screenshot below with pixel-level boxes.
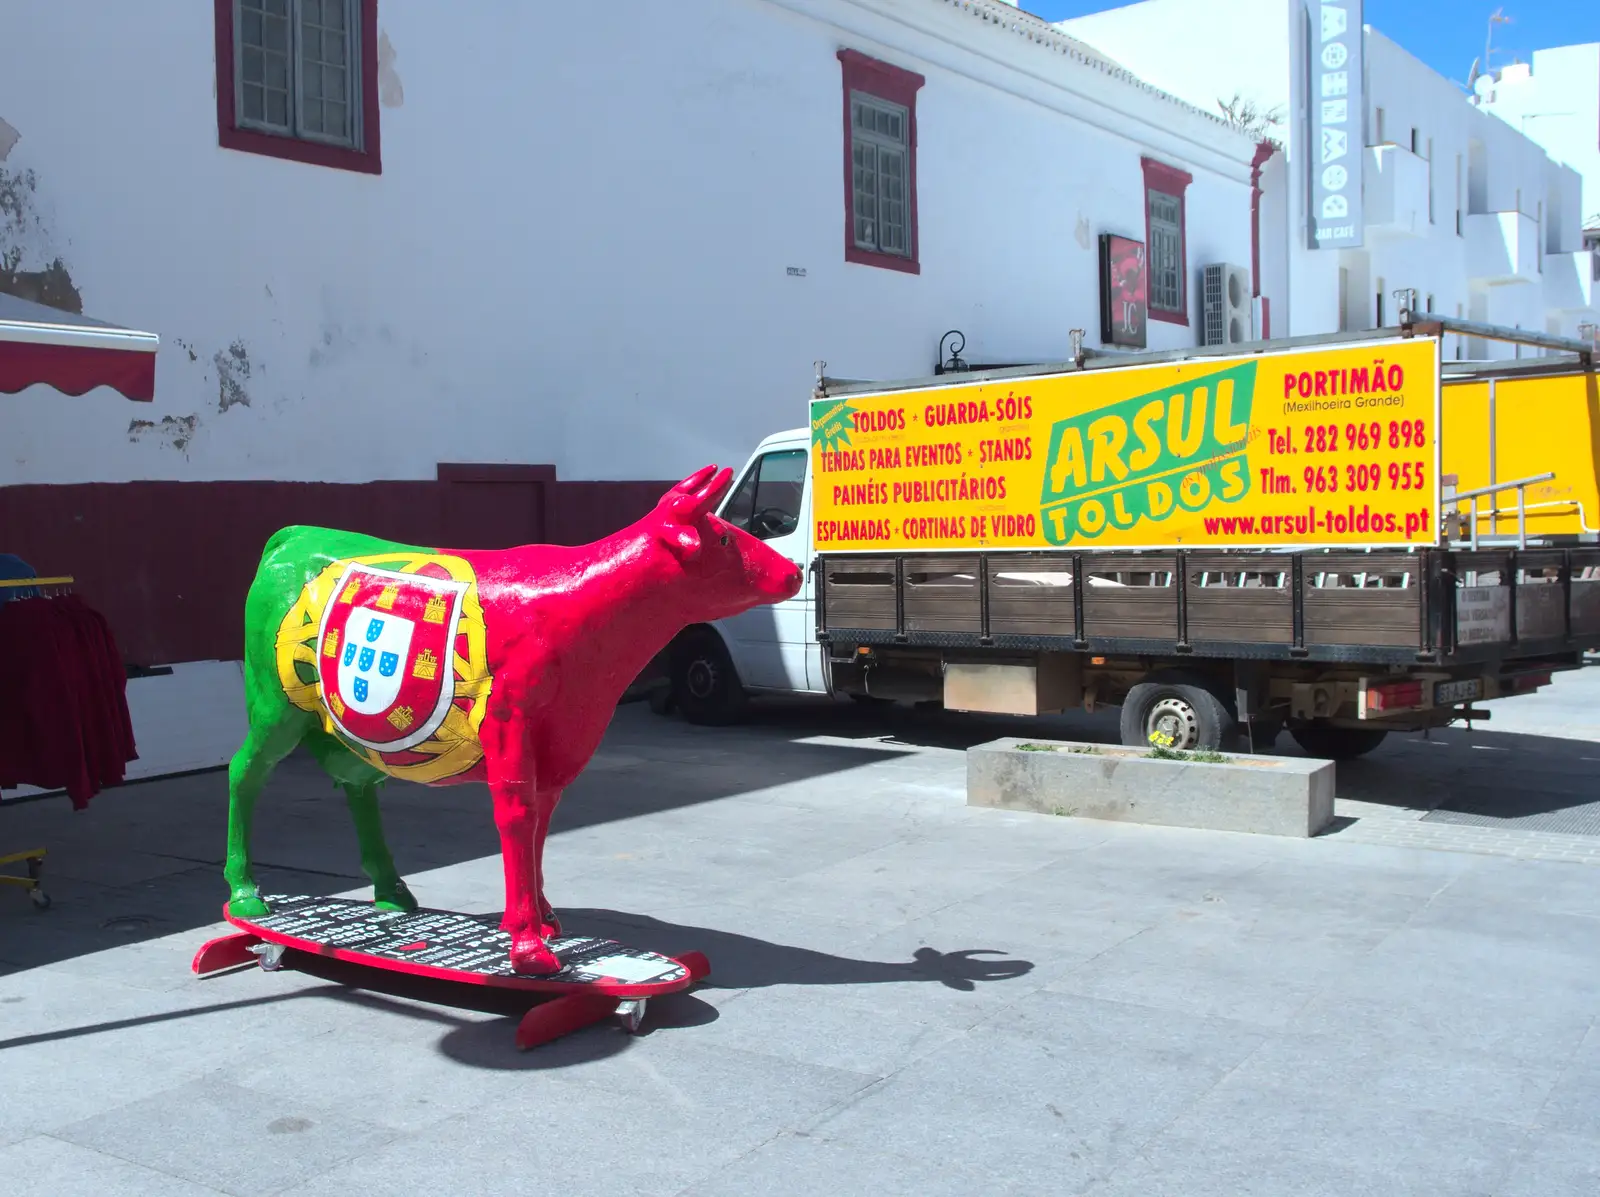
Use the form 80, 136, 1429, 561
967, 737, 1335, 838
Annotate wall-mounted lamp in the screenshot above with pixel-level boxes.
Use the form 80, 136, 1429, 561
937, 330, 968, 375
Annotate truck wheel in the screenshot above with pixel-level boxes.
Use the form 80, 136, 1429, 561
1120, 676, 1235, 751
670, 631, 748, 726
1288, 725, 1388, 761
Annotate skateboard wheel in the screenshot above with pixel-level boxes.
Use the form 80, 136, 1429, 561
252, 943, 288, 972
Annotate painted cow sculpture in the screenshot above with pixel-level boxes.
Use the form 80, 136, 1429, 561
224, 466, 801, 974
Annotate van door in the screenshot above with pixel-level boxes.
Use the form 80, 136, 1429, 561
716, 446, 820, 692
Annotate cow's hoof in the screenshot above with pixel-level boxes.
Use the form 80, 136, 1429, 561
374, 880, 419, 914
510, 936, 561, 976
227, 890, 270, 920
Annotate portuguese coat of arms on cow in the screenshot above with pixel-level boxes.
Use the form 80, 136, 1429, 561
315, 564, 470, 752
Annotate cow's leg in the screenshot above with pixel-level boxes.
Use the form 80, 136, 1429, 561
491, 778, 562, 974
223, 709, 311, 920
303, 728, 416, 913
533, 796, 561, 939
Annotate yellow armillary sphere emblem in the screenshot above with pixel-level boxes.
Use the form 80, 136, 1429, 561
274, 551, 492, 784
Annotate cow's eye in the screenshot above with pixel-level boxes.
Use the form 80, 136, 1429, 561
719, 534, 730, 546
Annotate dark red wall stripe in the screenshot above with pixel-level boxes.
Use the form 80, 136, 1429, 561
0, 477, 674, 665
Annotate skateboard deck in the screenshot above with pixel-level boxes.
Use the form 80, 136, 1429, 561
191, 894, 710, 1049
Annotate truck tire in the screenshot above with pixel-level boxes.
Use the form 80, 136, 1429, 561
1288, 724, 1388, 761
1120, 675, 1235, 751
670, 630, 748, 726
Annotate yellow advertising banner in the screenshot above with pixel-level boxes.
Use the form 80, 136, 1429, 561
809, 338, 1441, 552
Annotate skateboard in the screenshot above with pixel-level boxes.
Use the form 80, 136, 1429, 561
191, 894, 710, 1049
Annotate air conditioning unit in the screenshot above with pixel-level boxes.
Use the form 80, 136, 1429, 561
1201, 262, 1252, 346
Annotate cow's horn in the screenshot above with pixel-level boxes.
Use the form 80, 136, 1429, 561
673, 465, 719, 495
673, 466, 733, 521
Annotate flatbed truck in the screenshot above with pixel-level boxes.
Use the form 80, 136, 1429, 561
661, 312, 1599, 760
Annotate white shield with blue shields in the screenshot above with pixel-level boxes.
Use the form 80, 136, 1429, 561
338, 607, 415, 716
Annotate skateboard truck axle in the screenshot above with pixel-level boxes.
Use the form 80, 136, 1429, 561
615, 998, 648, 1033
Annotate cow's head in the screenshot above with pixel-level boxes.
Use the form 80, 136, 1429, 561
649, 465, 803, 619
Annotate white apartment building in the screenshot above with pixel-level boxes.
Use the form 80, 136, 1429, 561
1475, 42, 1600, 322
1059, 0, 1600, 354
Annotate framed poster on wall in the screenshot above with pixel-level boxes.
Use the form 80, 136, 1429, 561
1099, 233, 1147, 349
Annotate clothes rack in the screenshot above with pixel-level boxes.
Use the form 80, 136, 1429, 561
1, 575, 91, 911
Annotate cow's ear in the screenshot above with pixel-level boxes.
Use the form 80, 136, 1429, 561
661, 526, 702, 563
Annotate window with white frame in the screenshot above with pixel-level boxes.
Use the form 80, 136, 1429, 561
850, 93, 910, 258
235, 0, 361, 149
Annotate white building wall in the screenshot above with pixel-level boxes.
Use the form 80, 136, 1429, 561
1060, 0, 1307, 330
1478, 46, 1600, 233
0, 0, 1255, 488
1058, 3, 1599, 349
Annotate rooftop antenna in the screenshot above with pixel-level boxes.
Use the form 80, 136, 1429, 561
1484, 7, 1512, 78
1466, 55, 1481, 90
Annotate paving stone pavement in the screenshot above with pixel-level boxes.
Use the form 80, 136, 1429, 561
1, 670, 1598, 1195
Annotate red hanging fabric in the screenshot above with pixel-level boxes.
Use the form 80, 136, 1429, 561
0, 594, 137, 808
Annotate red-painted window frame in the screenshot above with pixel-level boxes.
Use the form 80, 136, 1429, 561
1141, 157, 1192, 325
213, 0, 382, 175
838, 49, 924, 275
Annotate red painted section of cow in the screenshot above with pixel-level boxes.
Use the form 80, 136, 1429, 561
446, 465, 799, 973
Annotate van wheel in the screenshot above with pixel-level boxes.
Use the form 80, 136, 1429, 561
670, 631, 748, 726
1119, 675, 1235, 751
1289, 725, 1388, 760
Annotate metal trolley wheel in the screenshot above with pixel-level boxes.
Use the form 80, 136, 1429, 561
1, 847, 50, 911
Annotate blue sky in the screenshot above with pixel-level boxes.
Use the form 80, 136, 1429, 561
1025, 2, 1600, 90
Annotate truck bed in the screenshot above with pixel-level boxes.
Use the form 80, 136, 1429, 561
816, 547, 1600, 667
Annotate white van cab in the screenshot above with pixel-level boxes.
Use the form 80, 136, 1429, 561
666, 429, 823, 722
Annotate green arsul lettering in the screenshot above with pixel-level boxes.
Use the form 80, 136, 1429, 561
1038, 361, 1258, 544
1178, 471, 1211, 510
1111, 491, 1137, 528
1128, 399, 1164, 471
1047, 425, 1088, 493
1087, 415, 1130, 483
1212, 379, 1247, 444
1167, 387, 1207, 458
1219, 458, 1246, 500
1078, 499, 1107, 536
